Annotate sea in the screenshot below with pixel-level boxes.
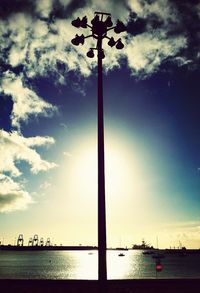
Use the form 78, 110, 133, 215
0, 250, 200, 279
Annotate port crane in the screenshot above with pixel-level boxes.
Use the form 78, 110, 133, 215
17, 234, 24, 246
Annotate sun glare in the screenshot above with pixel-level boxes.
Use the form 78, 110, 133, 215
65, 136, 134, 200
62, 134, 148, 207
55, 131, 157, 246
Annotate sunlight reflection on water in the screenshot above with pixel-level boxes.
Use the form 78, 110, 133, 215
0, 250, 200, 279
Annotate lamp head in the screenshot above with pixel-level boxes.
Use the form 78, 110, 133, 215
71, 34, 85, 46
114, 20, 126, 34
87, 49, 95, 58
104, 16, 113, 27
116, 38, 124, 49
91, 14, 107, 36
81, 16, 87, 28
91, 14, 100, 26
108, 37, 116, 47
78, 34, 85, 45
71, 17, 81, 28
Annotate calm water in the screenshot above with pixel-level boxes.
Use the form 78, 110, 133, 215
0, 250, 200, 279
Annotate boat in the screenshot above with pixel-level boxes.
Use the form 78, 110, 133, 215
132, 240, 154, 250
152, 237, 165, 259
118, 253, 125, 257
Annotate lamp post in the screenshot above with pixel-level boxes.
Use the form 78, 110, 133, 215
71, 12, 126, 283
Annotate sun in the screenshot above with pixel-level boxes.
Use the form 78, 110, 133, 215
62, 133, 144, 206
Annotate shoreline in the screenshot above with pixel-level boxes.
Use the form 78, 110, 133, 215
1, 245, 200, 253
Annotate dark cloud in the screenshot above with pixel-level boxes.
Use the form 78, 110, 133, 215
0, 174, 32, 212
0, 0, 34, 19
0, 0, 88, 20
170, 0, 200, 61
127, 14, 147, 36
0, 94, 13, 131
0, 192, 21, 205
50, 0, 88, 20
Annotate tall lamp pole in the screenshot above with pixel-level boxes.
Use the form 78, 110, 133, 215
71, 12, 126, 283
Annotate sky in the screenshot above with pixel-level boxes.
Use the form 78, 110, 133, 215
0, 0, 200, 249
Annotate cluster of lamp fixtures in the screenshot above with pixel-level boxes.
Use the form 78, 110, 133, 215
71, 13, 126, 58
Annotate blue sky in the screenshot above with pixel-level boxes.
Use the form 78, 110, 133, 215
0, 0, 200, 248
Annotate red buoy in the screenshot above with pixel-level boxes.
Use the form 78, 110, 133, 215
156, 263, 163, 272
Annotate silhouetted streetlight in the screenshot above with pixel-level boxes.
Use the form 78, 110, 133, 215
71, 11, 126, 284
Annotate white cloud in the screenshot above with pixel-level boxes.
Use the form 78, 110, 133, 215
0, 71, 57, 128
0, 2, 127, 85
127, 0, 178, 27
35, 0, 54, 18
0, 130, 57, 177
0, 0, 194, 88
40, 181, 52, 190
8, 45, 28, 68
7, 12, 32, 43
197, 3, 200, 19
0, 13, 31, 67
59, 0, 72, 7
85, 0, 130, 22
0, 0, 191, 96
32, 19, 49, 39
125, 30, 187, 77
40, 18, 94, 77
173, 56, 192, 67
0, 174, 32, 213
0, 129, 57, 212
